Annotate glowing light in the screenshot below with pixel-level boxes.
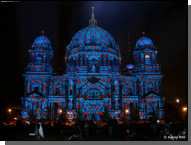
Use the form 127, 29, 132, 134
145, 55, 150, 58
176, 99, 179, 103
8, 109, 11, 112
125, 109, 129, 113
59, 109, 62, 113
183, 107, 187, 111
126, 64, 134, 69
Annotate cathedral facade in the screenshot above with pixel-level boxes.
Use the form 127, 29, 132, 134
21, 8, 164, 121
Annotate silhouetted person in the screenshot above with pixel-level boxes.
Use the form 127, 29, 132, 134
84, 122, 89, 137
57, 120, 61, 132
151, 114, 157, 134
108, 118, 113, 135
90, 120, 95, 135
37, 119, 44, 140
113, 117, 118, 135
53, 121, 57, 132
47, 121, 51, 133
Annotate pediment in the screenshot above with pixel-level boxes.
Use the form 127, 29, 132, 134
142, 91, 160, 98
26, 91, 45, 97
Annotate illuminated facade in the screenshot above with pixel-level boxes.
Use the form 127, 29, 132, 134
21, 8, 164, 121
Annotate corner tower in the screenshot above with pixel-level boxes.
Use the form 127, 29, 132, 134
21, 32, 53, 120
133, 34, 164, 119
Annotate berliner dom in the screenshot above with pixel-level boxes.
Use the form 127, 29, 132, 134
21, 7, 164, 121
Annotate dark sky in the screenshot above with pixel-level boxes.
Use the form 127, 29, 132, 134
1, 1, 187, 107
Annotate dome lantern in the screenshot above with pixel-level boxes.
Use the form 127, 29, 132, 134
89, 6, 97, 27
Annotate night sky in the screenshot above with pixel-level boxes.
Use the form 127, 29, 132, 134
1, 1, 188, 107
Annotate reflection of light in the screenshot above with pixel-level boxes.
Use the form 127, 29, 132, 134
126, 64, 134, 69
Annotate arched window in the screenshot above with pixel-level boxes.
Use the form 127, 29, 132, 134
127, 88, 132, 95
31, 82, 42, 93
56, 88, 60, 96
34, 87, 39, 92
147, 83, 153, 93
36, 54, 42, 64
145, 55, 150, 64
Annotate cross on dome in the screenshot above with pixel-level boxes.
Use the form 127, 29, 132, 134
89, 6, 97, 27
91, 6, 95, 19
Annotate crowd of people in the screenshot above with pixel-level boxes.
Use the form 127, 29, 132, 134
29, 113, 187, 140
73, 118, 95, 138
108, 117, 118, 135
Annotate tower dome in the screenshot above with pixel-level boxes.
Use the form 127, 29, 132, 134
135, 36, 155, 50
32, 35, 52, 49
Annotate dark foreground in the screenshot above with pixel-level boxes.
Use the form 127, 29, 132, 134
0, 122, 187, 141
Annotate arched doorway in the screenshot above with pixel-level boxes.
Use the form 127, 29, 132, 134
80, 84, 107, 121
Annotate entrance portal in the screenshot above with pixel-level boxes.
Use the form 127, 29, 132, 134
83, 100, 104, 121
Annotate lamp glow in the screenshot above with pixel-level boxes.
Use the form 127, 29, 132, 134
183, 107, 187, 111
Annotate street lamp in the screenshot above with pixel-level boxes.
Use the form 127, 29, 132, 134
8, 109, 12, 123
183, 107, 187, 111
183, 107, 187, 120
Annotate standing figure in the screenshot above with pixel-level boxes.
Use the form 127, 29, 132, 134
151, 113, 157, 134
84, 122, 89, 137
108, 118, 113, 135
37, 119, 44, 140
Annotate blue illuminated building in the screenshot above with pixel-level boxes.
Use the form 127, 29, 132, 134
21, 7, 164, 121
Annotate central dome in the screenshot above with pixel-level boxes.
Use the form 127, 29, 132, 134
64, 7, 121, 75
67, 26, 117, 51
